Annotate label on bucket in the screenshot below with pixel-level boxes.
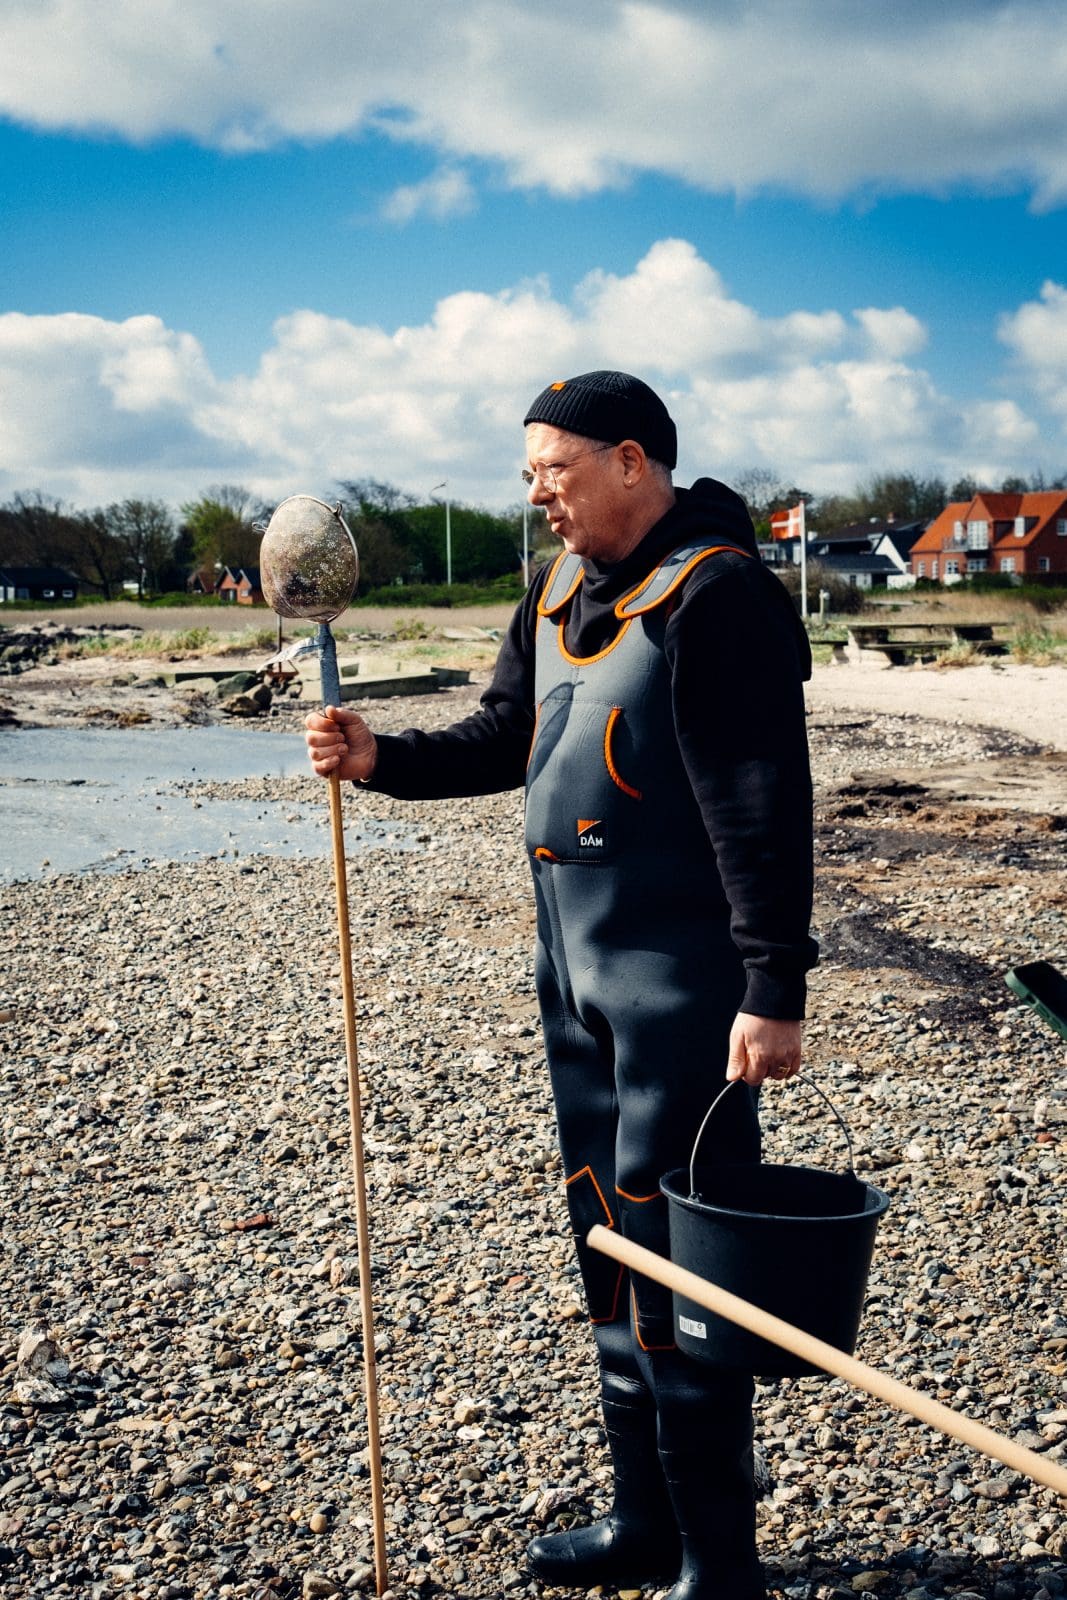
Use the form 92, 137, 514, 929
679, 1314, 707, 1339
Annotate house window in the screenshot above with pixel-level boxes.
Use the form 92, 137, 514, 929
945, 559, 959, 575
968, 557, 987, 571
916, 560, 926, 577
967, 519, 989, 550
931, 559, 939, 578
1000, 556, 1016, 573
1057, 518, 1067, 535
1039, 557, 1051, 572
43, 589, 55, 598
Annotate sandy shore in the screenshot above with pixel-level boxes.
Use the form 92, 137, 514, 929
808, 661, 1066, 754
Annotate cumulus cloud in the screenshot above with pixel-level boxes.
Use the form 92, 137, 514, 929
0, 312, 243, 504
0, 241, 1059, 508
381, 167, 476, 224
854, 308, 928, 361
1, 2, 1067, 204
999, 280, 1067, 423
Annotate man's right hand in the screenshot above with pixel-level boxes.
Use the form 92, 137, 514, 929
304, 706, 378, 783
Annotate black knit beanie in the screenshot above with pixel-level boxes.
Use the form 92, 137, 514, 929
523, 370, 678, 470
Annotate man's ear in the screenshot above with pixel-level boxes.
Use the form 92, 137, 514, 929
618, 439, 647, 484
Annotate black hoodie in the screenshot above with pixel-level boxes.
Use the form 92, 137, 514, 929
366, 478, 817, 1017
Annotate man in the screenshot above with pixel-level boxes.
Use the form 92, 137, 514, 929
306, 371, 817, 1600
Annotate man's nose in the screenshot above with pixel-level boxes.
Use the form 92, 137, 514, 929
527, 475, 552, 506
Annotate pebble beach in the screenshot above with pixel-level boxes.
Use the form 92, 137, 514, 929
0, 671, 1065, 1600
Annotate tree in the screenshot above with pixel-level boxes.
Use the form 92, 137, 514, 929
336, 480, 417, 589
0, 492, 83, 570
71, 508, 128, 598
861, 472, 947, 522
404, 501, 519, 584
733, 468, 805, 522
348, 517, 409, 590
334, 479, 522, 586
337, 478, 416, 516
731, 469, 810, 539
181, 485, 266, 573
814, 472, 947, 529
107, 499, 176, 597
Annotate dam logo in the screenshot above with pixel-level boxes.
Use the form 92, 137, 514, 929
577, 819, 604, 849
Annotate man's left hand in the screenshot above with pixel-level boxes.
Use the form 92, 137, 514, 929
726, 1013, 802, 1086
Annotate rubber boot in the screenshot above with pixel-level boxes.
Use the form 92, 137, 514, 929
647, 1357, 765, 1600
658, 1442, 765, 1600
526, 1373, 681, 1588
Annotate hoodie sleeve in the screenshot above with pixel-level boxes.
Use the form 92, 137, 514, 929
665, 553, 818, 1018
362, 576, 542, 800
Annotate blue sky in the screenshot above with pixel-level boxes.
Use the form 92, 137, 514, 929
2, 0, 1067, 512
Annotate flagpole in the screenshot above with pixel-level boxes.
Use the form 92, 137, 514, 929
798, 500, 808, 620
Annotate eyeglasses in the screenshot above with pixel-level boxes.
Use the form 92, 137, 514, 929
521, 443, 613, 491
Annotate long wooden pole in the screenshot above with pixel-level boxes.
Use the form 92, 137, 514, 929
588, 1226, 1067, 1498
328, 772, 389, 1594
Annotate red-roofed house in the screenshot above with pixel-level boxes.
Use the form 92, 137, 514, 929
909, 491, 1067, 583
217, 566, 264, 605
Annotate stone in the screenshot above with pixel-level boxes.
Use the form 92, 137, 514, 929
301, 1574, 341, 1598
215, 672, 261, 698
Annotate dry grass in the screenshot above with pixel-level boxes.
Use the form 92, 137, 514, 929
888, 589, 1045, 624
876, 590, 1067, 663
4, 600, 516, 635
931, 641, 981, 669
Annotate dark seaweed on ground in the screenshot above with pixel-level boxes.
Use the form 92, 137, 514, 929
816, 896, 1000, 1030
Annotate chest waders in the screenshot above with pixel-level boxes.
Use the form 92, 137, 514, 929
523, 542, 767, 1600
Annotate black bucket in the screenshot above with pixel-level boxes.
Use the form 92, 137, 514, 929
660, 1078, 890, 1377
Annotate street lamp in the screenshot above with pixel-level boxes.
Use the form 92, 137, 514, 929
431, 481, 452, 586
522, 499, 530, 588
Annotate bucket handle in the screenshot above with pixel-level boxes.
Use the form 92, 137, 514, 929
689, 1075, 857, 1200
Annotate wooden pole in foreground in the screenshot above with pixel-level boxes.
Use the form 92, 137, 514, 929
588, 1225, 1067, 1499
329, 772, 389, 1595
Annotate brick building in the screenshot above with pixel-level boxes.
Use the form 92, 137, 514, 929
909, 491, 1067, 582
217, 566, 264, 605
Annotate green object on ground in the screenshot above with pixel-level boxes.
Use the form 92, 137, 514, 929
1005, 961, 1067, 1042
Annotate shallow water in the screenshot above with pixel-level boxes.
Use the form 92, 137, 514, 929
0, 727, 416, 883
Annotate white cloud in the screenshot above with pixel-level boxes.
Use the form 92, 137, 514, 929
0, 312, 236, 504
0, 242, 1061, 509
854, 307, 928, 361
575, 241, 849, 373
381, 167, 476, 224
1, 2, 1067, 204
998, 280, 1067, 423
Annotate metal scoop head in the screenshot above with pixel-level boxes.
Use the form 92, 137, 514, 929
259, 495, 359, 623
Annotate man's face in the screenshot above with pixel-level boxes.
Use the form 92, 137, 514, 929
524, 423, 627, 561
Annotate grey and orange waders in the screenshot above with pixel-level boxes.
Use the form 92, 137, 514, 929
523, 543, 767, 1599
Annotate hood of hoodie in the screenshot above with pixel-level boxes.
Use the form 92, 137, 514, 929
579, 476, 760, 604
559, 476, 815, 672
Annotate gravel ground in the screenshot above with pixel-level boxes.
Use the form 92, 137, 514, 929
0, 680, 1065, 1600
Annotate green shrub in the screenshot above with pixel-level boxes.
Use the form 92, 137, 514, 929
393, 616, 430, 641
355, 577, 526, 608
1011, 626, 1067, 664
773, 561, 867, 615
168, 626, 214, 651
